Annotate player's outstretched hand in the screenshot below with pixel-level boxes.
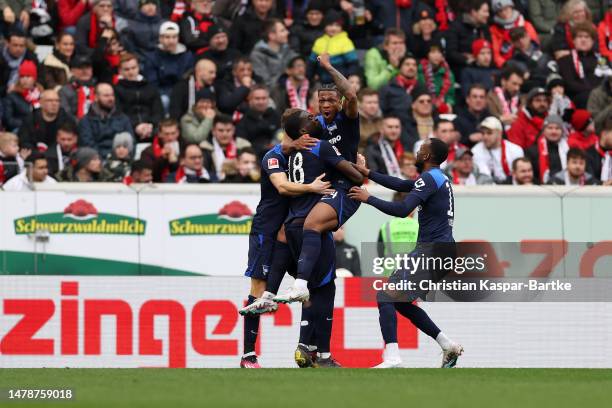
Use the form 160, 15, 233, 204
293, 134, 319, 151
317, 53, 332, 70
309, 174, 335, 195
355, 153, 370, 176
348, 186, 370, 202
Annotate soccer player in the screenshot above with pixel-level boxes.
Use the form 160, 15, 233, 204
348, 138, 464, 368
274, 53, 363, 303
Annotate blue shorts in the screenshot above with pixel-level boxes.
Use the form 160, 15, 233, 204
319, 188, 361, 230
244, 232, 275, 280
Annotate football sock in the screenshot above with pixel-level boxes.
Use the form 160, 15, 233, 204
243, 295, 259, 355
377, 300, 398, 344
394, 302, 441, 339
296, 229, 322, 282
312, 282, 335, 354
385, 343, 400, 361
435, 332, 454, 351
265, 241, 292, 294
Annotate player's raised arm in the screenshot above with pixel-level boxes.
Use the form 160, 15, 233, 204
317, 53, 358, 119
270, 172, 334, 197
348, 186, 422, 218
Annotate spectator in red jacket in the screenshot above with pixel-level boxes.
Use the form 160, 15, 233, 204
598, 1, 612, 62
508, 87, 550, 149
568, 109, 598, 150
58, 0, 89, 32
489, 0, 539, 68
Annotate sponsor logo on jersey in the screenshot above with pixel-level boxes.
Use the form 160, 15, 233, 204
267, 158, 279, 169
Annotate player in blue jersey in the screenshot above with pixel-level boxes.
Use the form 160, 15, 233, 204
239, 137, 333, 368
348, 138, 464, 368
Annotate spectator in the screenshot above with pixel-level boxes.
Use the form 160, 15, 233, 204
445, 147, 494, 185
78, 83, 134, 157
230, 0, 275, 55
358, 88, 382, 149
472, 116, 524, 183
568, 109, 598, 150
0, 131, 23, 185
365, 115, 403, 177
551, 0, 594, 60
550, 147, 600, 185
56, 146, 103, 181
92, 27, 125, 85
0, 0, 30, 35
19, 89, 74, 151
3, 60, 41, 132
235, 85, 279, 158
587, 76, 612, 132
202, 114, 251, 181
216, 56, 254, 116
528, 0, 563, 49
586, 121, 612, 183
198, 24, 240, 81
45, 121, 78, 176
417, 41, 456, 113
525, 114, 569, 183
29, 0, 58, 45
444, 0, 491, 73
598, 1, 612, 61
368, 0, 414, 38
142, 21, 194, 110
509, 157, 535, 185
413, 119, 464, 168
348, 73, 363, 93
289, 0, 324, 57
115, 0, 140, 20
557, 22, 610, 108
507, 27, 550, 85
404, 85, 436, 151
308, 10, 358, 83
364, 27, 406, 90
547, 74, 574, 119
58, 0, 88, 32
399, 151, 418, 180
2, 151, 57, 190
460, 39, 498, 98
167, 143, 213, 183
408, 6, 442, 61
75, 0, 116, 53
102, 131, 133, 182
271, 56, 310, 113
181, 88, 217, 144
124, 159, 153, 184
489, 0, 539, 68
507, 87, 550, 149
454, 84, 491, 147
59, 53, 95, 122
114, 53, 163, 144
122, 0, 163, 59
0, 30, 38, 96
140, 118, 182, 182
41, 32, 75, 90
178, 0, 216, 54
251, 19, 297, 90
222, 146, 260, 183
486, 65, 524, 127
169, 58, 216, 120
333, 226, 361, 277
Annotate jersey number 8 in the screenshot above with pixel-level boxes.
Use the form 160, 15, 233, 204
288, 152, 304, 184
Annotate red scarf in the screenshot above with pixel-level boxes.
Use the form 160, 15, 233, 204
446, 142, 466, 164
0, 161, 5, 184
232, 111, 243, 123
105, 53, 121, 84
420, 58, 452, 108
123, 175, 133, 185
224, 140, 237, 160
152, 135, 163, 158
565, 23, 575, 50
569, 131, 598, 150
451, 168, 463, 184
22, 87, 40, 109
571, 49, 585, 79
500, 140, 511, 177
494, 86, 518, 115
393, 139, 404, 159
395, 75, 416, 93
89, 13, 115, 49
174, 166, 203, 183
171, 1, 186, 22
434, 0, 452, 31
537, 135, 550, 183
76, 85, 95, 119
286, 78, 309, 110
395, 0, 411, 8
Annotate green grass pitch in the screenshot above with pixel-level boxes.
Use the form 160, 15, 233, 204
1, 369, 611, 408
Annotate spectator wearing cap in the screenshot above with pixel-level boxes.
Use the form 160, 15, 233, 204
585, 121, 612, 184
408, 6, 443, 60
0, 30, 38, 96
181, 87, 217, 144
549, 147, 600, 185
78, 83, 134, 157
472, 116, 524, 183
142, 21, 194, 110
486, 65, 524, 127
198, 24, 240, 81
417, 40, 456, 112
444, 0, 492, 74
509, 157, 535, 185
140, 118, 182, 182
507, 26, 551, 83
75, 0, 117, 53
222, 146, 260, 183
551, 0, 595, 60
404, 85, 437, 151
57, 0, 88, 32
166, 143, 213, 183
454, 84, 492, 147
0, 131, 23, 185
45, 122, 78, 177
587, 76, 612, 132
289, 1, 324, 57
201, 113, 251, 181
525, 114, 569, 183
235, 85, 279, 158
59, 53, 95, 122
364, 28, 406, 91
178, 0, 217, 54
460, 39, 498, 98
557, 22, 609, 108
528, 0, 563, 50
19, 89, 74, 151
122, 0, 163, 59
230, 0, 276, 55
101, 131, 133, 182
3, 60, 42, 132
114, 53, 163, 144
2, 151, 57, 191
169, 58, 217, 120
598, 1, 612, 61
507, 87, 550, 149
56, 146, 103, 181
251, 19, 297, 90
272, 56, 310, 114
308, 10, 358, 83
216, 56, 256, 118
547, 74, 574, 119
41, 32, 75, 90
568, 109, 598, 150
489, 0, 539, 68
445, 147, 494, 185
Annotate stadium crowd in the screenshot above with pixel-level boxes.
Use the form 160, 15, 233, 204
0, 0, 612, 190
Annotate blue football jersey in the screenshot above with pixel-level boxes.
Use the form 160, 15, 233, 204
411, 168, 455, 243
316, 112, 359, 164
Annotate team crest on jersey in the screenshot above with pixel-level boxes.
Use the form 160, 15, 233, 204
326, 122, 338, 132
267, 158, 279, 169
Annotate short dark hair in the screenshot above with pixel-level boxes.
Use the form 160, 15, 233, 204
213, 113, 234, 127
120, 52, 138, 66
249, 84, 269, 96
571, 21, 597, 40
287, 55, 306, 69
232, 56, 252, 69
357, 87, 378, 101
131, 159, 153, 174
398, 54, 417, 67
467, 83, 487, 97
7, 29, 26, 41
317, 83, 340, 96
500, 65, 525, 81
180, 143, 203, 159
567, 148, 587, 162
159, 118, 178, 130
264, 18, 284, 40
384, 27, 405, 42
468, 0, 488, 12
237, 147, 257, 158
281, 108, 305, 140
429, 138, 449, 165
383, 114, 401, 122
434, 119, 454, 131
26, 151, 47, 165
512, 157, 531, 172
57, 121, 78, 135
510, 27, 528, 43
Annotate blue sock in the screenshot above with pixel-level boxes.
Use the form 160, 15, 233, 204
299, 304, 315, 346
243, 295, 259, 355
265, 241, 292, 294
394, 302, 441, 339
297, 229, 321, 282
377, 300, 398, 344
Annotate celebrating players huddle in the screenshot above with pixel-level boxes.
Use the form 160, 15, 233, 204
239, 54, 463, 369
